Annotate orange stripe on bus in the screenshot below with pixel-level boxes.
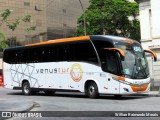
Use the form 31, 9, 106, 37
112, 75, 125, 81
25, 36, 90, 47
118, 76, 125, 81
130, 84, 148, 92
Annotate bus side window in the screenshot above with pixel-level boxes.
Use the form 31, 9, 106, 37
105, 52, 119, 75
73, 42, 98, 64
57, 44, 74, 61
18, 49, 28, 63
11, 50, 18, 64
28, 48, 43, 63
3, 50, 11, 64
64, 44, 74, 61
43, 45, 58, 62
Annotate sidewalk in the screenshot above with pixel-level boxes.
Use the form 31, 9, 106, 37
144, 91, 160, 96
132, 91, 160, 97
0, 99, 34, 120
0, 99, 34, 111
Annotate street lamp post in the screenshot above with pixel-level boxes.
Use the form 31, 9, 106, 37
78, 0, 87, 36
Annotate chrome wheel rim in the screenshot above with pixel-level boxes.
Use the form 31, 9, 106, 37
24, 85, 29, 94
89, 86, 95, 95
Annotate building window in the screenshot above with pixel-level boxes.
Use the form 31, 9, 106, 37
24, 2, 30, 6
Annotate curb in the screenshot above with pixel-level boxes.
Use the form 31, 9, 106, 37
20, 101, 35, 112
131, 93, 160, 97
0, 101, 36, 120
0, 100, 35, 112
142, 94, 160, 97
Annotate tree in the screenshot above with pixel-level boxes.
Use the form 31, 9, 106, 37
0, 32, 8, 49
76, 0, 140, 41
0, 9, 36, 49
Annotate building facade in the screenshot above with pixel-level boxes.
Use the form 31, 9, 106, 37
0, 0, 47, 45
136, 0, 160, 89
0, 0, 89, 45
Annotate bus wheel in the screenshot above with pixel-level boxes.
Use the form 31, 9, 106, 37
22, 82, 31, 95
87, 82, 99, 99
44, 91, 55, 96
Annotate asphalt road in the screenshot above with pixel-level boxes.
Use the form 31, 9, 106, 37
0, 87, 160, 120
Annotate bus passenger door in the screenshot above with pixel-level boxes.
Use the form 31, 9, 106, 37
102, 52, 120, 94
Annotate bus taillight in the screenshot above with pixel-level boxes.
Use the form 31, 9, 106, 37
0, 75, 3, 86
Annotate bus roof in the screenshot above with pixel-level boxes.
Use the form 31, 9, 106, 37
25, 36, 90, 47
4, 35, 139, 51
90, 35, 139, 44
25, 35, 139, 47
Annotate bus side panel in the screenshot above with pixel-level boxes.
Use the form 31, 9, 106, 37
83, 72, 121, 94
76, 62, 119, 94
75, 63, 102, 92
44, 62, 102, 92
28, 63, 46, 88
45, 62, 61, 89
3, 63, 13, 89
84, 73, 109, 94
57, 62, 121, 94
103, 73, 120, 94
54, 62, 87, 91
3, 63, 46, 89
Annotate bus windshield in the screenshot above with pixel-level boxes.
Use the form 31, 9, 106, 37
117, 44, 149, 79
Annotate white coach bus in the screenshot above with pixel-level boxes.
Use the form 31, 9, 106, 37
3, 35, 157, 98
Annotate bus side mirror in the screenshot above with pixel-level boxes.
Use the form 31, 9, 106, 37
103, 48, 125, 61
121, 55, 125, 61
144, 49, 157, 62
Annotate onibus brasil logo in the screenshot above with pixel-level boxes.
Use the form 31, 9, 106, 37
70, 63, 83, 82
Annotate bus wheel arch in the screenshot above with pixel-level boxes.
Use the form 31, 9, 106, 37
22, 80, 31, 95
84, 80, 99, 99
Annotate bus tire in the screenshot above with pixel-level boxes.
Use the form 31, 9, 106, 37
87, 82, 99, 99
44, 91, 55, 96
22, 82, 31, 95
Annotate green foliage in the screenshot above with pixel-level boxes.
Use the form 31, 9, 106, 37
0, 41, 9, 50
22, 15, 31, 22
26, 25, 36, 32
0, 9, 36, 32
0, 32, 6, 40
1, 9, 11, 20
0, 32, 8, 49
7, 18, 20, 31
76, 0, 140, 41
0, 9, 36, 49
